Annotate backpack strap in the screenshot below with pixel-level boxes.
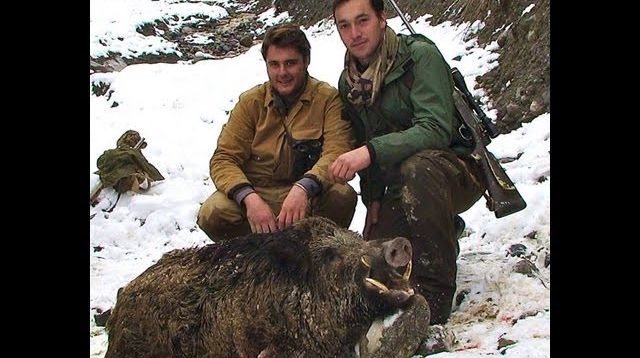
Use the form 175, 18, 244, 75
398, 32, 438, 90
396, 43, 473, 148
370, 58, 415, 133
104, 192, 122, 213
400, 58, 415, 89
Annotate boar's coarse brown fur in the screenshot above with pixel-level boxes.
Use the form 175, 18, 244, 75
105, 217, 417, 357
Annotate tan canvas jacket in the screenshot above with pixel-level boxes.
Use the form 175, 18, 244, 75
210, 76, 355, 197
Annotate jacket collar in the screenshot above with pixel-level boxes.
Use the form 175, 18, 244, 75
264, 74, 315, 109
383, 33, 414, 86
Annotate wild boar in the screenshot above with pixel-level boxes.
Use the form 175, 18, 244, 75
105, 217, 418, 357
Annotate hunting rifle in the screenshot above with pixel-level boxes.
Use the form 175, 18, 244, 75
386, 0, 526, 217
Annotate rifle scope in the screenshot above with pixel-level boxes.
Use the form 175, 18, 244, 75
451, 68, 500, 138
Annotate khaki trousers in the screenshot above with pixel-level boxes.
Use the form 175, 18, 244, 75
197, 183, 357, 241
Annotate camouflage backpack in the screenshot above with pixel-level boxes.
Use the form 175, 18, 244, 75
95, 130, 164, 195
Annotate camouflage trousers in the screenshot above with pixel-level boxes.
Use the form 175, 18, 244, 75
366, 149, 486, 324
197, 183, 357, 241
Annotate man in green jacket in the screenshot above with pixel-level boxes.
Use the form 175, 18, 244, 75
330, 0, 487, 324
197, 23, 357, 240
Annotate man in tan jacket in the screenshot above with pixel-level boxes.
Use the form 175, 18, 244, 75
197, 23, 358, 240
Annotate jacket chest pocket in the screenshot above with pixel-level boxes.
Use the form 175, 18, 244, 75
376, 85, 414, 132
289, 121, 323, 141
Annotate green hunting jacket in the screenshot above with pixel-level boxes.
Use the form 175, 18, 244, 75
338, 33, 472, 206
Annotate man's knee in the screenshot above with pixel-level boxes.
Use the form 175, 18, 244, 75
400, 149, 448, 180
328, 183, 358, 207
197, 191, 247, 240
315, 183, 357, 228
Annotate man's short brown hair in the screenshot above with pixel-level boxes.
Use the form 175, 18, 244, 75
261, 23, 311, 62
332, 0, 384, 16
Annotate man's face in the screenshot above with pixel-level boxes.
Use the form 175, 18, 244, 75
265, 45, 309, 97
334, 0, 387, 65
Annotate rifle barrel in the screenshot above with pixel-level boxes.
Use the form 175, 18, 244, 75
386, 0, 416, 34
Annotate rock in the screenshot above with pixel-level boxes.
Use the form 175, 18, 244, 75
240, 36, 254, 47
506, 102, 521, 117
498, 152, 523, 164
515, 86, 527, 101
541, 88, 550, 105
415, 325, 456, 356
530, 99, 544, 114
90, 55, 128, 73
544, 252, 550, 268
526, 30, 536, 42
513, 258, 538, 277
136, 22, 156, 36
91, 82, 111, 97
520, 14, 536, 33
496, 29, 510, 47
506, 244, 527, 257
194, 51, 213, 60
497, 337, 517, 349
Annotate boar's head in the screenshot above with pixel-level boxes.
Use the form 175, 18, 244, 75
358, 235, 414, 307
275, 217, 414, 311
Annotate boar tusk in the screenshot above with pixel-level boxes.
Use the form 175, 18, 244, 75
402, 260, 412, 280
365, 278, 389, 292
360, 257, 371, 269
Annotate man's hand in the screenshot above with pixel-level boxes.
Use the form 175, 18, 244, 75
363, 200, 381, 240
244, 193, 278, 234
277, 184, 309, 230
329, 145, 371, 184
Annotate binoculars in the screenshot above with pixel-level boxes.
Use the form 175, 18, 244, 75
287, 135, 323, 180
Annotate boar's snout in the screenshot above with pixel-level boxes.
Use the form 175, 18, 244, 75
382, 237, 412, 268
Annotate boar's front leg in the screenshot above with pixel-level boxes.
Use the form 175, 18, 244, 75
360, 294, 431, 358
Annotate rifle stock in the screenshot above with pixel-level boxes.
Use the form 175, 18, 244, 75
452, 91, 526, 218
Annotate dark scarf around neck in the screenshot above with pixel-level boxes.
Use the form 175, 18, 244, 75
272, 74, 309, 116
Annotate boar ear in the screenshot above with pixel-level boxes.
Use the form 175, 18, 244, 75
263, 229, 311, 277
